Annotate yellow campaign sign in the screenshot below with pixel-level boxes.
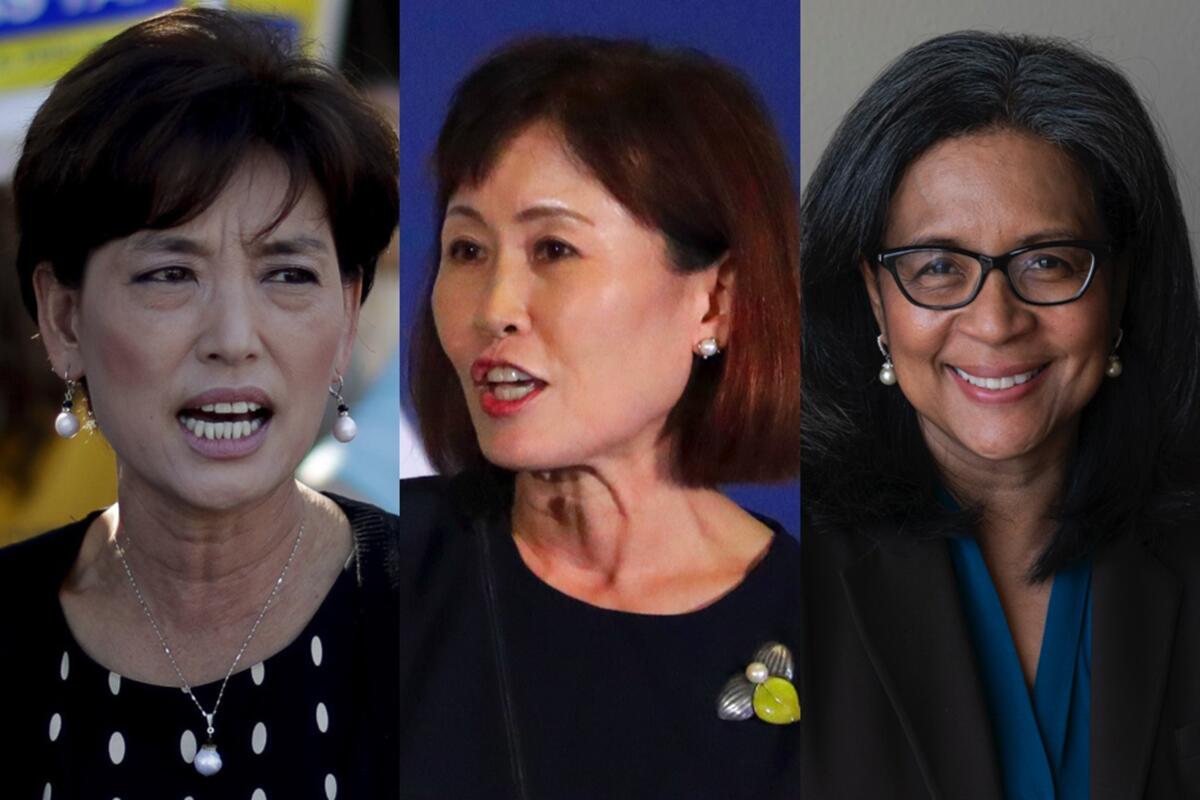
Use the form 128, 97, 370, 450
0, 0, 330, 93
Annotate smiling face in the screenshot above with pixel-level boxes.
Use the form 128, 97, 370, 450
863, 129, 1121, 470
37, 154, 359, 512
432, 123, 722, 474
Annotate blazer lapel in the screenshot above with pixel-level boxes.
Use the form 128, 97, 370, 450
1090, 535, 1181, 800
841, 537, 1004, 800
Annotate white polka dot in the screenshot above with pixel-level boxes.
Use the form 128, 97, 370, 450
251, 721, 267, 754
310, 635, 323, 666
251, 790, 267, 800
108, 672, 121, 695
48, 713, 61, 742
42, 783, 51, 800
108, 732, 125, 765
180, 730, 197, 764
324, 773, 337, 799
251, 662, 265, 685
316, 702, 329, 733
59, 651, 69, 681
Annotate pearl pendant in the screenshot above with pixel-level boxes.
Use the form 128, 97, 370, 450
878, 364, 897, 386
1106, 355, 1123, 378
55, 410, 80, 438
194, 743, 222, 776
332, 413, 357, 443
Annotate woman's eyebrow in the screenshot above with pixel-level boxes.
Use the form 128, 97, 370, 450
255, 236, 329, 256
129, 233, 208, 255
443, 203, 596, 226
513, 204, 594, 226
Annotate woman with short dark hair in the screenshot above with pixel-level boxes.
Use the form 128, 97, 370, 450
801, 31, 1200, 798
399, 37, 801, 798
2, 9, 399, 797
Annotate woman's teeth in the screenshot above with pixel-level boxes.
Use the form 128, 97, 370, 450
181, 416, 264, 440
486, 366, 533, 383
199, 401, 261, 413
485, 366, 537, 400
493, 384, 536, 401
954, 367, 1042, 390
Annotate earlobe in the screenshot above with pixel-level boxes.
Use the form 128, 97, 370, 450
32, 263, 84, 376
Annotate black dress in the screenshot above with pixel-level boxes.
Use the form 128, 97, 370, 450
2, 495, 399, 800
399, 471, 804, 799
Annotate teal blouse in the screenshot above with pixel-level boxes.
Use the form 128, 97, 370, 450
948, 537, 1092, 799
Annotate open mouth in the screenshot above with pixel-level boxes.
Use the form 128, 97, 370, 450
952, 366, 1045, 391
480, 365, 545, 401
177, 401, 273, 441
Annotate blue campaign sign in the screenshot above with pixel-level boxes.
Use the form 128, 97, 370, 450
0, 0, 176, 37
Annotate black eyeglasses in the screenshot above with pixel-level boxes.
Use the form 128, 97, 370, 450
875, 240, 1110, 310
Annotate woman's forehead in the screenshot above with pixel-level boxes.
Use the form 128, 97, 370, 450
885, 130, 1100, 246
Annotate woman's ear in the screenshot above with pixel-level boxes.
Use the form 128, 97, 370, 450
860, 259, 888, 339
334, 274, 365, 376
33, 263, 84, 378
694, 254, 735, 348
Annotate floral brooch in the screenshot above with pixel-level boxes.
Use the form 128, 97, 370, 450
716, 641, 800, 725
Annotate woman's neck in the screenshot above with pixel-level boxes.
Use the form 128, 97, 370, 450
510, 451, 772, 614
82, 479, 341, 632
925, 420, 1073, 575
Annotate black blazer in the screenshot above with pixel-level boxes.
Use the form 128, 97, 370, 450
800, 519, 1200, 799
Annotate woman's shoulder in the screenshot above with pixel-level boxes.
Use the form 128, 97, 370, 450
321, 493, 399, 591
0, 514, 93, 586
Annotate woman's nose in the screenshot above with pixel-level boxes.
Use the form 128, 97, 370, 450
196, 277, 263, 364
472, 255, 531, 339
956, 269, 1036, 343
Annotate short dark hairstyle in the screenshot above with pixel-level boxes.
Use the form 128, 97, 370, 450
802, 31, 1200, 578
15, 8, 398, 319
411, 36, 800, 485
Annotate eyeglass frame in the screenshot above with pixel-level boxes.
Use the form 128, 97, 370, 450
874, 239, 1113, 310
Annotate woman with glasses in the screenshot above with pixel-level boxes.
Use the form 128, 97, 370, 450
800, 32, 1200, 798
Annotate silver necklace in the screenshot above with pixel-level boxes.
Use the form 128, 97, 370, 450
114, 520, 305, 776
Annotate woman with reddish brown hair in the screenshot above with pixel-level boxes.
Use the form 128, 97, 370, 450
399, 37, 801, 799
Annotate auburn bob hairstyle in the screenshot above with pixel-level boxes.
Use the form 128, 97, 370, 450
15, 8, 399, 319
410, 36, 800, 485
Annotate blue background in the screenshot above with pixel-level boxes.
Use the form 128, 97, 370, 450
399, 0, 800, 535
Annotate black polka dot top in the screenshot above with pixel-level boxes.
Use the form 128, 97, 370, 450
2, 497, 399, 799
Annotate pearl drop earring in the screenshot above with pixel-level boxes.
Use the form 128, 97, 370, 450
55, 374, 81, 438
876, 335, 897, 386
1106, 328, 1124, 379
328, 376, 357, 443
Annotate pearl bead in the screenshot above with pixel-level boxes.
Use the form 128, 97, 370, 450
745, 661, 770, 685
878, 364, 897, 386
55, 411, 80, 438
194, 743, 222, 776
697, 338, 720, 359
332, 414, 357, 443
1106, 356, 1123, 378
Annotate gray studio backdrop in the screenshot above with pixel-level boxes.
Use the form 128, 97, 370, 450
801, 0, 1200, 261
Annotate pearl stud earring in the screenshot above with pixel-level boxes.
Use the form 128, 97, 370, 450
877, 335, 897, 386
328, 376, 357, 443
696, 337, 721, 359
